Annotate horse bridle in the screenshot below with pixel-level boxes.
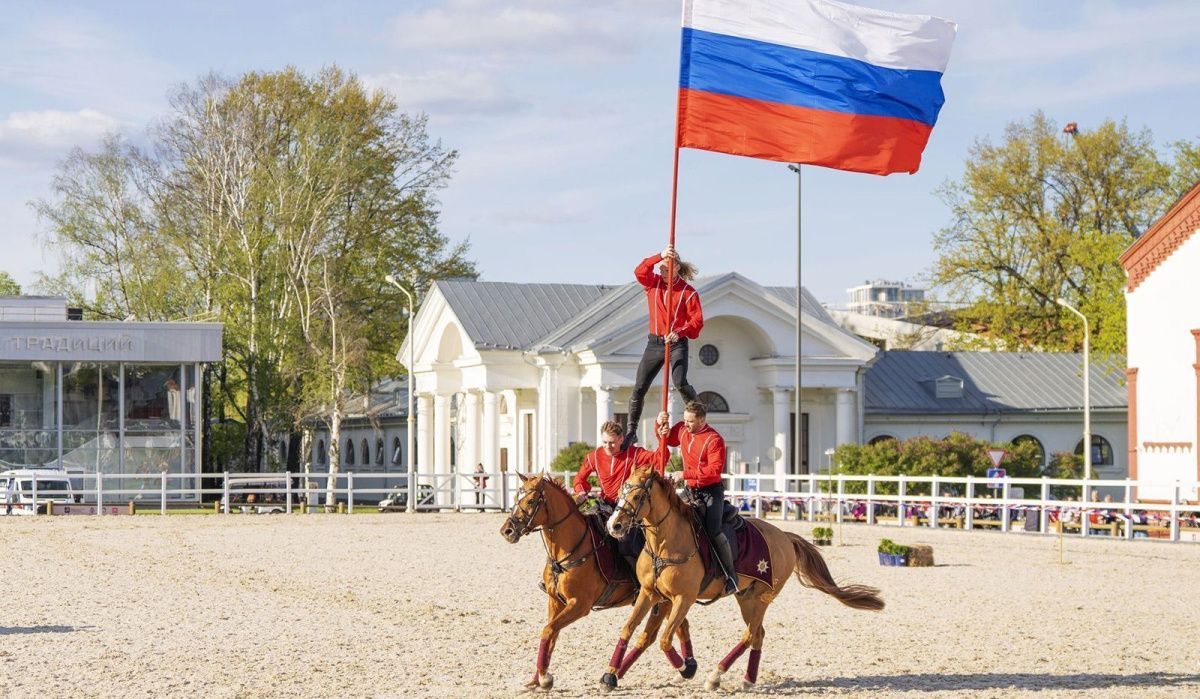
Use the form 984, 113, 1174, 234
508, 479, 574, 537
615, 475, 671, 529
509, 478, 597, 596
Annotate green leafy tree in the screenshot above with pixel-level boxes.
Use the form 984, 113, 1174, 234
834, 432, 1044, 494
932, 112, 1179, 355
34, 66, 474, 472
0, 271, 20, 296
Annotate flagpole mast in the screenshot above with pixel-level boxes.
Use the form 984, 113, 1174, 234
789, 164, 802, 485
660, 3, 686, 444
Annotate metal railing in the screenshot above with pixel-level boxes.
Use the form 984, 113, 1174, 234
7, 470, 1200, 544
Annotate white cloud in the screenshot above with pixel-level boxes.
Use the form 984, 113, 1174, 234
362, 70, 528, 117
0, 108, 120, 165
0, 108, 118, 148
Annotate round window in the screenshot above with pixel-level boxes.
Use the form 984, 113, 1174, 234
699, 344, 719, 366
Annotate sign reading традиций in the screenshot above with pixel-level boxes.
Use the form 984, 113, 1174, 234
0, 322, 222, 363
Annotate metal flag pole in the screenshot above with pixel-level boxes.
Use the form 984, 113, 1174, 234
789, 164, 802, 492
659, 4, 686, 455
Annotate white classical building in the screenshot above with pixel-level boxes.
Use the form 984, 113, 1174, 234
1121, 181, 1200, 501
397, 274, 877, 487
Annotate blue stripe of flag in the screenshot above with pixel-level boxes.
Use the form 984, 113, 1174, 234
681, 27, 946, 126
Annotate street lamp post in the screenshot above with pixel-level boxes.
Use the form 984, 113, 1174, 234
1056, 298, 1091, 481
385, 274, 417, 513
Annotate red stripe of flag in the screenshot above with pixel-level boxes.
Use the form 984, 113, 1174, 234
677, 88, 933, 175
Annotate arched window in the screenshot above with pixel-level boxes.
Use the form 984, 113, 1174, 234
1075, 435, 1114, 466
868, 434, 897, 446
697, 391, 729, 413
376, 438, 384, 466
361, 439, 370, 468
317, 440, 326, 465
346, 439, 355, 465
1012, 434, 1045, 468
392, 437, 403, 465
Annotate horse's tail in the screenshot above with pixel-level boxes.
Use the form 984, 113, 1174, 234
787, 532, 885, 611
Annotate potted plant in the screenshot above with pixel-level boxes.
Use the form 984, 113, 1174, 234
877, 539, 911, 566
811, 526, 833, 546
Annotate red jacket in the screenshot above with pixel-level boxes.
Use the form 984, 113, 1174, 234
667, 422, 726, 488
573, 446, 667, 504
635, 255, 703, 340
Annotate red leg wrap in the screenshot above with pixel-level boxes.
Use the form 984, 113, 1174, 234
745, 649, 761, 684
664, 646, 684, 669
609, 638, 629, 669
682, 639, 694, 659
719, 640, 748, 672
616, 644, 647, 678
536, 638, 551, 674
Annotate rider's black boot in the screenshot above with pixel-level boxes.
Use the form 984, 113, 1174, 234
713, 533, 738, 595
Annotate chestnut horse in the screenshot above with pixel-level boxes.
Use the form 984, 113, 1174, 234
603, 468, 884, 691
500, 473, 696, 690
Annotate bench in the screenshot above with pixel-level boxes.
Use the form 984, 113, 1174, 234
1053, 520, 1120, 536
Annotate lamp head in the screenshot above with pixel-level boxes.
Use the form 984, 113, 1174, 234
1055, 298, 1068, 308
385, 274, 398, 285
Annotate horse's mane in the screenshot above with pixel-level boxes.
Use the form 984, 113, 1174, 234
635, 468, 691, 518
538, 474, 585, 519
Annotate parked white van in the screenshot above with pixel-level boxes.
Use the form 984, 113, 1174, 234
1, 468, 77, 515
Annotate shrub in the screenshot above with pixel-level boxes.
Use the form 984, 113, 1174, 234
549, 442, 592, 474
812, 526, 833, 540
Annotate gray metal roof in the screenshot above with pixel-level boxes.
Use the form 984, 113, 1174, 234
310, 377, 410, 425
865, 351, 1127, 414
434, 280, 615, 350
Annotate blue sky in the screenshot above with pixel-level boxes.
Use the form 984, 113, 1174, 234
1, 0, 1198, 305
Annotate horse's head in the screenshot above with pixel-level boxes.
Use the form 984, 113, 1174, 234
607, 467, 659, 539
500, 473, 550, 543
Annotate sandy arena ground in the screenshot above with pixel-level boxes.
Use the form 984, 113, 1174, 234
2, 513, 1199, 698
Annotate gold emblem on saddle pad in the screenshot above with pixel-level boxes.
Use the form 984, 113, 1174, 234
756, 559, 769, 574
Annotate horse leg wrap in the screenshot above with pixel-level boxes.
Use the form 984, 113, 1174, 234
663, 646, 684, 669
744, 649, 761, 684
682, 639, 694, 660
616, 644, 647, 678
608, 638, 629, 670
536, 638, 551, 674
718, 641, 748, 672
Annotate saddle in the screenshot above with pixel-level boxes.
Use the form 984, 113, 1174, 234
679, 490, 774, 594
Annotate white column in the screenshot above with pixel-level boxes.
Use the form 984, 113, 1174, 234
670, 388, 685, 423
461, 392, 480, 473
416, 394, 432, 475
537, 367, 560, 467
835, 389, 855, 446
595, 386, 613, 443
772, 387, 791, 490
433, 394, 451, 472
482, 391, 498, 471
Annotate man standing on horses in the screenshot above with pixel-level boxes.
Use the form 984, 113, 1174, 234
663, 400, 738, 594
621, 244, 702, 452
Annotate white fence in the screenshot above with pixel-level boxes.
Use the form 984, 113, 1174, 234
7, 470, 1200, 544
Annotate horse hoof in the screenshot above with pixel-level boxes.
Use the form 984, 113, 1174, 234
538, 672, 554, 690
705, 669, 723, 691
680, 658, 698, 680
600, 672, 618, 691
742, 679, 756, 690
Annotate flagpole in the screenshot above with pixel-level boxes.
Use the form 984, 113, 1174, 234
660, 4, 686, 446
789, 164, 802, 485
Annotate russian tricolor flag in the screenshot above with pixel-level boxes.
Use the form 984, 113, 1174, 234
678, 0, 956, 175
